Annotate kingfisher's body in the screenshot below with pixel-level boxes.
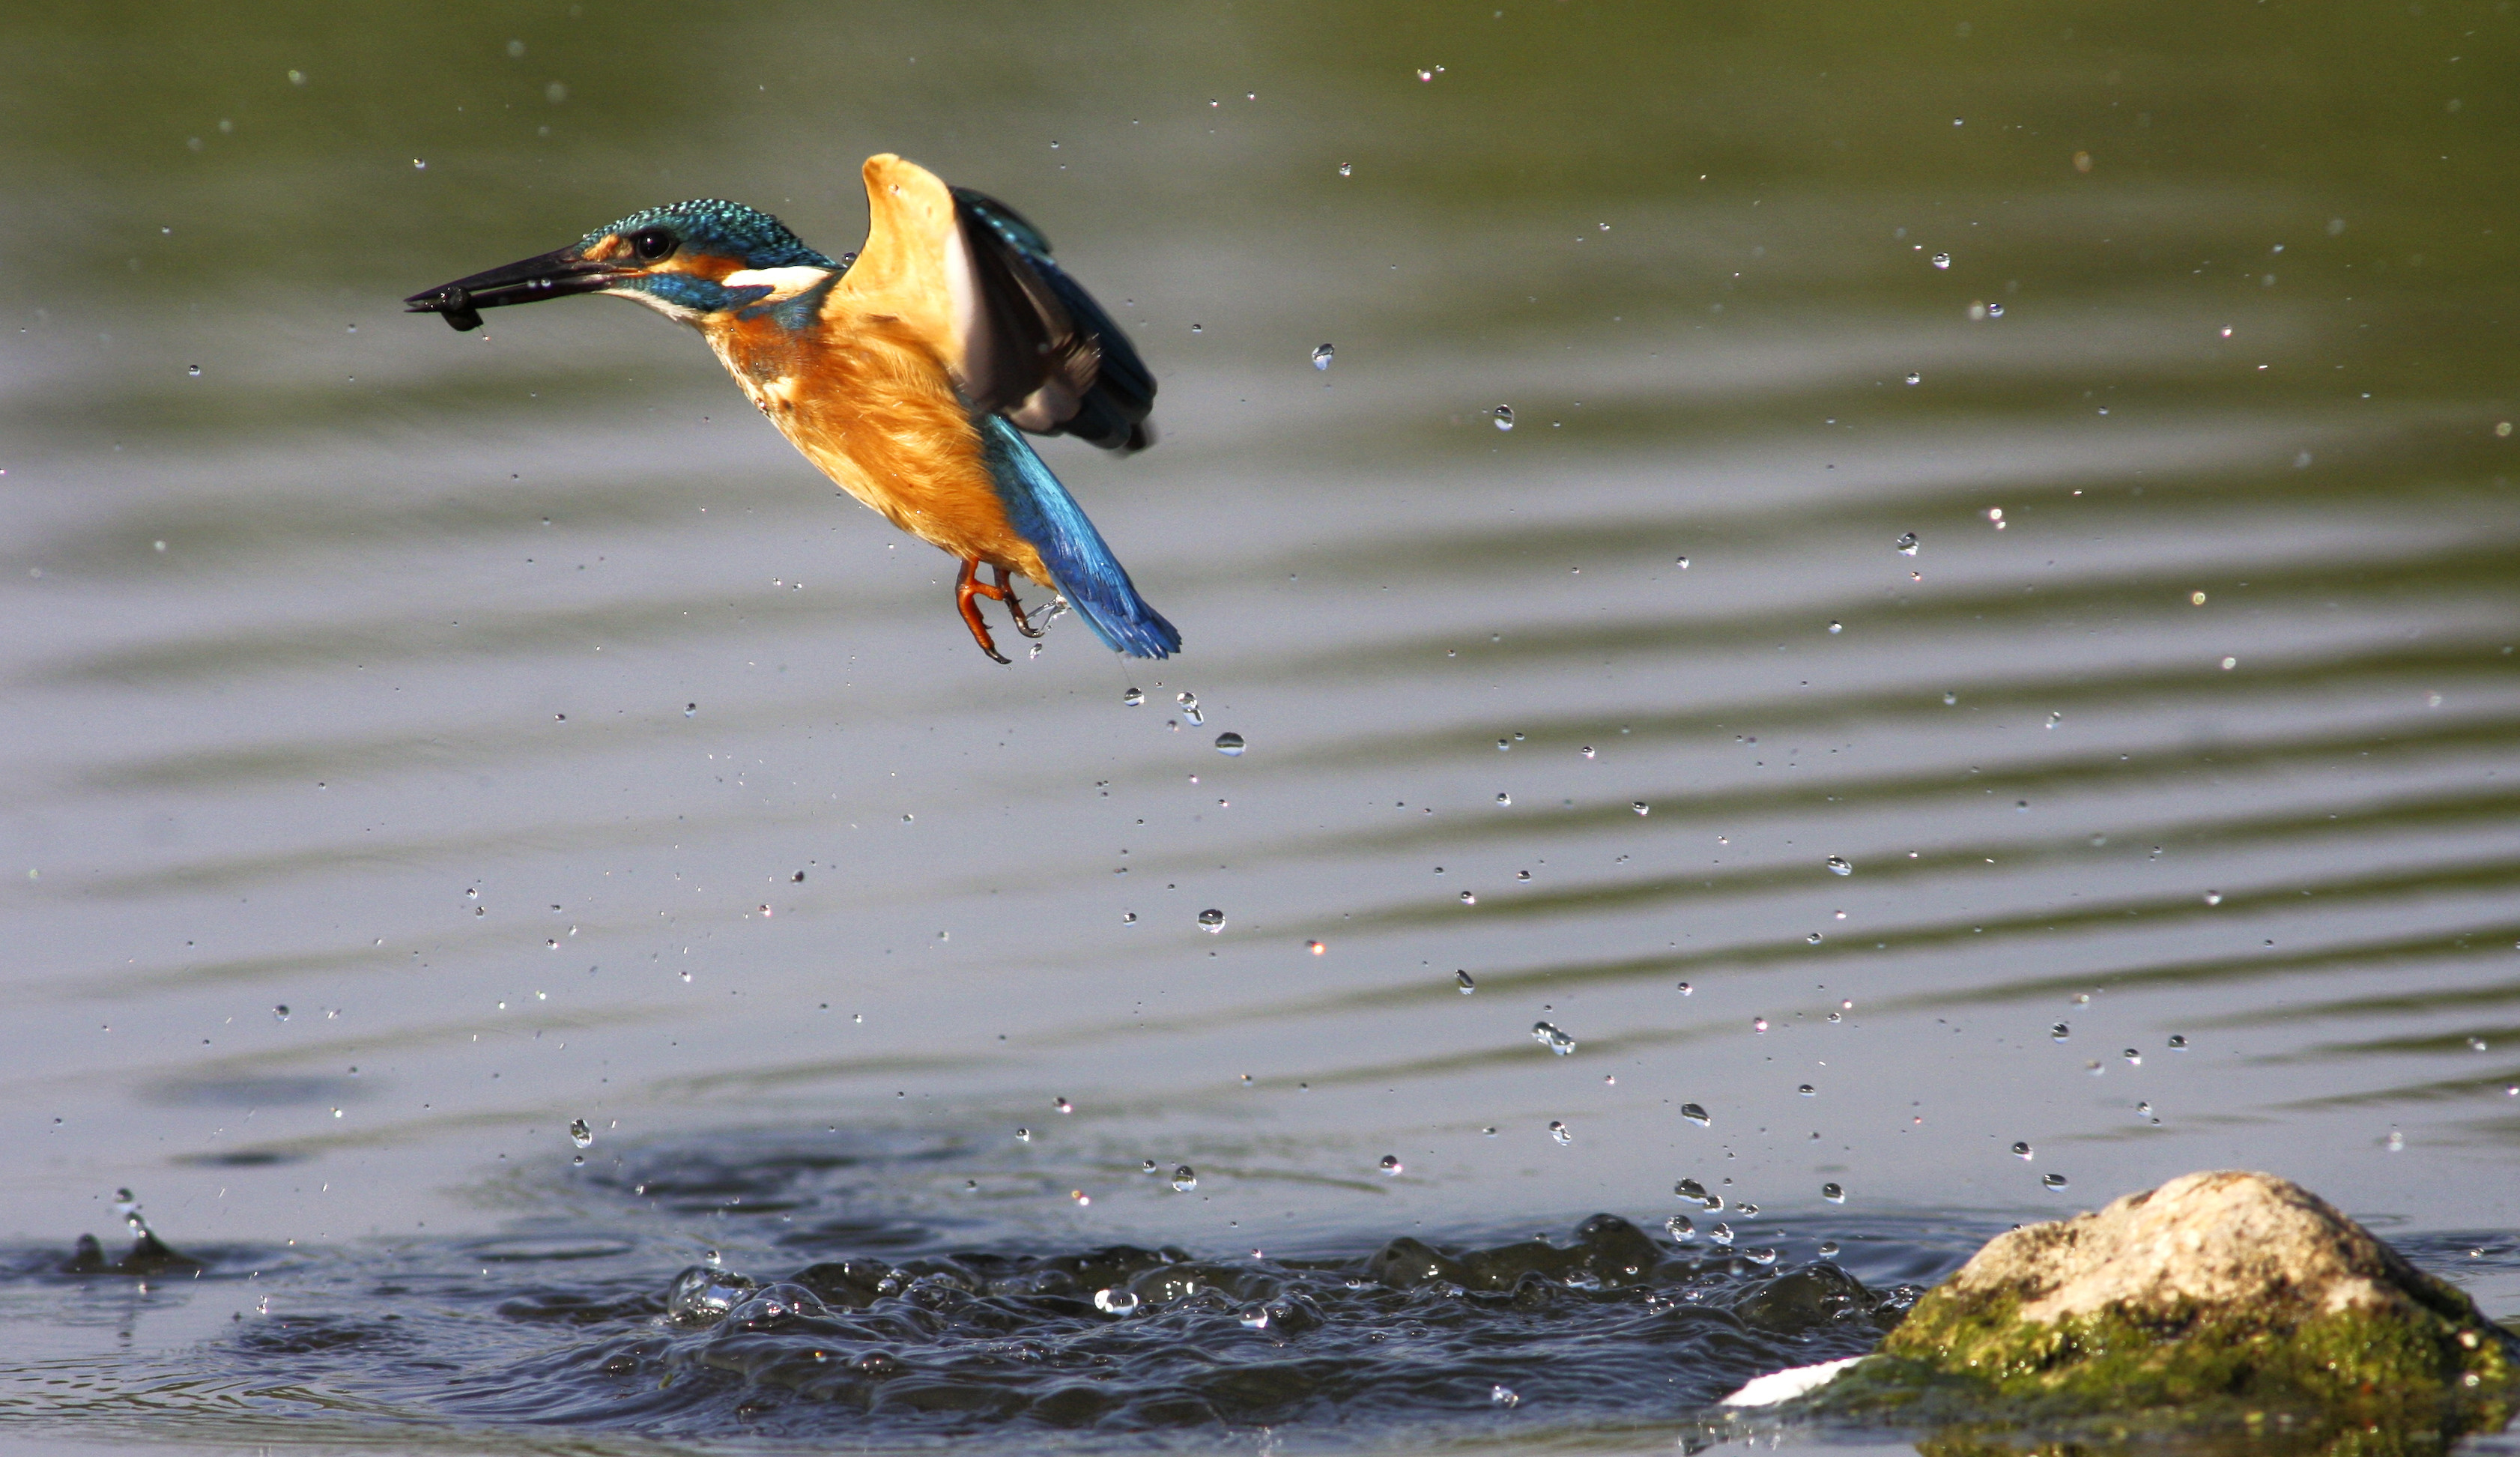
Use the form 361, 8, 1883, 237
407, 155, 1176, 661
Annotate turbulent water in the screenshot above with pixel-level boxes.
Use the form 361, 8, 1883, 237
2, 2, 2517, 1453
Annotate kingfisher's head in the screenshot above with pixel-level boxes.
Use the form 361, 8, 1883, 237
405, 199, 840, 330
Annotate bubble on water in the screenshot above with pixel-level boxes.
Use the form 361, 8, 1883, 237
1681, 1103, 1712, 1127
1905, 372, 1921, 386
1459, 891, 1476, 905
2051, 1023, 2071, 1043
1548, 1120, 1572, 1145
1825, 855, 1852, 876
1632, 802, 1650, 816
1492, 405, 1515, 431
1491, 1384, 1521, 1408
1456, 969, 1476, 993
1531, 1020, 1577, 1055
2043, 1173, 2069, 1189
1094, 1287, 1141, 1315
1214, 732, 1246, 756
1198, 909, 1226, 932
1171, 1166, 1198, 1192
1896, 532, 1919, 555
1121, 687, 1144, 707
2011, 1141, 2033, 1160
1798, 1084, 1816, 1097
567, 1118, 593, 1149
1015, 1127, 1032, 1142
1819, 1240, 1841, 1256
1667, 1214, 1697, 1243
2168, 1035, 2189, 1050
1931, 252, 1951, 270
1677, 981, 1692, 996
1379, 1154, 1404, 1175
1823, 1181, 1846, 1203
1709, 1222, 1735, 1247
1495, 793, 1511, 806
1311, 343, 1334, 370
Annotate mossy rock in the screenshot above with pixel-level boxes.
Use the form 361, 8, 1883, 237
1806, 1171, 2516, 1447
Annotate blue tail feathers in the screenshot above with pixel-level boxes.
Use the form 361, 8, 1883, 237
977, 414, 1180, 658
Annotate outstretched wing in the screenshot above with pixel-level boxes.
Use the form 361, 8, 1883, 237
830, 155, 1154, 453
978, 415, 1178, 658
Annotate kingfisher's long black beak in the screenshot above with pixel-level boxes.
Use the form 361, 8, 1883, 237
404, 247, 621, 332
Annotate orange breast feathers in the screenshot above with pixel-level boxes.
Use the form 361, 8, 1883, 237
704, 285, 1050, 587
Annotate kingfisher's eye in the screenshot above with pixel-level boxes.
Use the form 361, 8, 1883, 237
629, 229, 676, 261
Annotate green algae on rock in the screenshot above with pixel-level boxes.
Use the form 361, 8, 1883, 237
1812, 1170, 2517, 1440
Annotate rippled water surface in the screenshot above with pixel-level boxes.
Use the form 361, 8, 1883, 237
2, 2, 2516, 1452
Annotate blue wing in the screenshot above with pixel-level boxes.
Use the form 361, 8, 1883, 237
978, 414, 1179, 658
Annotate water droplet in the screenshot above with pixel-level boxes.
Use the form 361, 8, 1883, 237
1175, 691, 1202, 724
1548, 1120, 1572, 1145
1709, 1222, 1735, 1247
1214, 732, 1246, 756
1818, 1240, 1841, 1257
2471, 1036, 2491, 1052
1307, 940, 1325, 955
567, 1118, 593, 1149
1171, 1166, 1198, 1192
1494, 792, 1511, 806
1580, 745, 1596, 759
1497, 737, 1512, 751
1337, 162, 1352, 177
1826, 855, 1852, 876
1379, 1154, 1404, 1175
1667, 1214, 1697, 1243
1677, 981, 1693, 996
1677, 1178, 1709, 1202
1828, 620, 1844, 634
1491, 1384, 1521, 1408
2123, 1048, 2142, 1066
2043, 1172, 2069, 1189
1121, 687, 1144, 707
2136, 1100, 2154, 1119
1896, 532, 1919, 555
1631, 802, 1650, 816
1675, 556, 1690, 569
272, 1005, 290, 1022
1822, 1181, 1846, 1203
1197, 909, 1225, 932
1094, 1287, 1141, 1315
1055, 1097, 1073, 1114
2203, 891, 2223, 906
1681, 1103, 1712, 1127
1806, 933, 1823, 945
1141, 1159, 1160, 1175
2168, 1035, 2189, 1050
1456, 969, 1476, 993
1931, 252, 1951, 269
1987, 302, 2005, 317
2385, 1129, 2405, 1152
1531, 1020, 1578, 1055
2050, 1023, 2071, 1042
1015, 1127, 1032, 1142
1310, 343, 1334, 370
1745, 1247, 1779, 1266
2011, 1141, 2033, 1160
1492, 405, 1515, 431
1459, 891, 1476, 905
1753, 1017, 1770, 1032
1797, 1084, 1816, 1097
1121, 912, 1136, 924
186, 365, 202, 378
1904, 372, 1921, 386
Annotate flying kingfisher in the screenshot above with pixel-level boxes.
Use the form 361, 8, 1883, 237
404, 154, 1178, 662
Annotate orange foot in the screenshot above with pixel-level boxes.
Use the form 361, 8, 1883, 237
956, 557, 1013, 664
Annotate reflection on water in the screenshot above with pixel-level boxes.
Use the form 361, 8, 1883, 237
0, 1, 2516, 1450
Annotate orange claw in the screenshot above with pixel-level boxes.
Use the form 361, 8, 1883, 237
955, 557, 1012, 664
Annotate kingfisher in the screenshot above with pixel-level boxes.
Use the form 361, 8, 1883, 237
404, 154, 1178, 662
